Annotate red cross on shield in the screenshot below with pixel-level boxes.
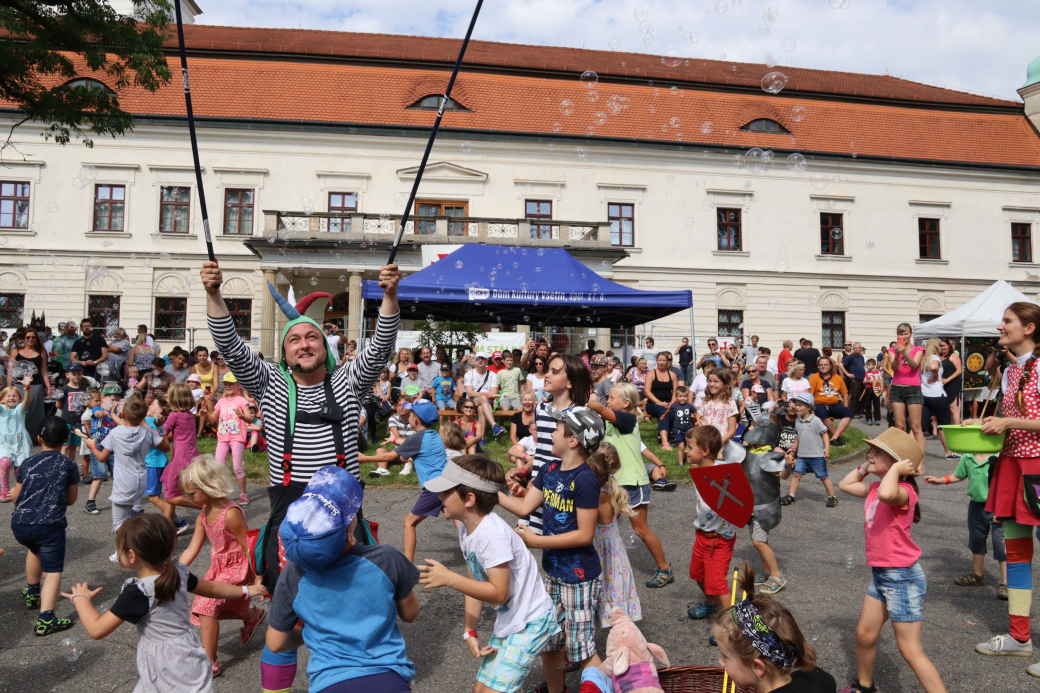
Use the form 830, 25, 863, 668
689, 463, 755, 528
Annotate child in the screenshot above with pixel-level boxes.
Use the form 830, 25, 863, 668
82, 388, 117, 515
590, 354, 613, 405
204, 372, 250, 506
781, 392, 838, 508
925, 455, 1008, 599
0, 374, 34, 502
441, 420, 467, 463
666, 385, 697, 460
362, 399, 447, 562
712, 561, 836, 693
697, 368, 739, 452
266, 466, 419, 692
457, 397, 483, 454
432, 363, 457, 410
161, 383, 203, 515
126, 365, 140, 390
838, 428, 945, 693
685, 425, 737, 621
401, 363, 423, 399
63, 514, 267, 692
507, 420, 537, 469
143, 395, 187, 531
178, 455, 267, 675
496, 352, 525, 411
246, 404, 265, 453
861, 359, 884, 426
79, 390, 101, 511
419, 454, 560, 693
86, 396, 170, 558
587, 443, 641, 627
11, 416, 78, 635
59, 363, 89, 473
384, 395, 415, 446
498, 406, 605, 692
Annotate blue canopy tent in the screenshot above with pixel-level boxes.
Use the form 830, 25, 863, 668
361, 243, 692, 328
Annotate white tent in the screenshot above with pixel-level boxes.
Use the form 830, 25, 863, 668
914, 280, 1036, 338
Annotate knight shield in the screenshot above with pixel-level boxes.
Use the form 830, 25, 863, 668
689, 464, 755, 528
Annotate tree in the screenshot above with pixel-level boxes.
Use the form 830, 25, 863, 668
0, 0, 173, 157
416, 319, 487, 354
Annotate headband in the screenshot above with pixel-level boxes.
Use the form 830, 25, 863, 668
731, 599, 798, 669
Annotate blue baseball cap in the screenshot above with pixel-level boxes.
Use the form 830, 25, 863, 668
68, 363, 83, 372
403, 399, 439, 425
279, 466, 363, 572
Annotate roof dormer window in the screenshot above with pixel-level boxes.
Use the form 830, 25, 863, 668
62, 78, 117, 96
740, 118, 790, 134
409, 95, 468, 111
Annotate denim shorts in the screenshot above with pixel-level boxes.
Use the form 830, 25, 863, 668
889, 384, 924, 406
794, 456, 828, 479
146, 467, 165, 496
967, 500, 1006, 561
814, 403, 854, 420
12, 523, 67, 573
624, 483, 651, 508
89, 454, 113, 481
866, 562, 927, 622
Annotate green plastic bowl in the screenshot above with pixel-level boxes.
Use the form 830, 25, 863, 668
939, 425, 1006, 454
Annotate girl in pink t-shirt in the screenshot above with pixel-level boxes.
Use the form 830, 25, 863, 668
161, 383, 202, 513
838, 428, 944, 693
204, 373, 250, 505
696, 368, 739, 451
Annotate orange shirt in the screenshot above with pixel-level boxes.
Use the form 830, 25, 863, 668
809, 373, 847, 406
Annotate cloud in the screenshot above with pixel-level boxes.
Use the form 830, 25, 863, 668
195, 0, 1040, 102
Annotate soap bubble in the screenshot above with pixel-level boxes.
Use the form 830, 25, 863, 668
634, 5, 649, 21
684, 32, 699, 45
779, 244, 788, 253
669, 117, 681, 128
701, 199, 715, 211
30, 221, 40, 232
768, 298, 780, 310
574, 147, 587, 159
608, 37, 621, 51
831, 228, 843, 240
309, 276, 318, 286
454, 260, 464, 269
560, 99, 575, 116
159, 252, 171, 262
786, 153, 807, 172
625, 533, 638, 548
715, 1, 728, 13
774, 259, 789, 273
61, 636, 83, 662
685, 217, 694, 227
45, 387, 64, 403
80, 165, 98, 180
47, 202, 58, 213
764, 53, 777, 68
866, 240, 876, 249
760, 24, 771, 37
809, 293, 821, 307
661, 48, 682, 68
301, 196, 312, 209
809, 173, 829, 190
459, 141, 473, 153
593, 111, 608, 125
606, 95, 623, 115
638, 21, 653, 34
781, 38, 796, 52
72, 177, 86, 190
393, 192, 409, 208
744, 148, 769, 175
761, 71, 788, 94
585, 90, 599, 104
701, 121, 714, 134
696, 179, 706, 188
762, 6, 780, 24
580, 70, 599, 88
642, 33, 655, 46
11, 361, 37, 380
791, 105, 807, 122
829, 0, 851, 8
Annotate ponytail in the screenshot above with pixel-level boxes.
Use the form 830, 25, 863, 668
604, 474, 636, 518
585, 443, 634, 518
155, 558, 181, 604
115, 514, 181, 603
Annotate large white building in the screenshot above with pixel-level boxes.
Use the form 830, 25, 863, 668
2, 13, 1040, 359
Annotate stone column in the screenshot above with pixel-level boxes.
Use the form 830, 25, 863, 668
348, 272, 363, 342
261, 269, 278, 357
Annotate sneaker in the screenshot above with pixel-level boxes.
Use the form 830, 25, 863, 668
109, 552, 119, 563
176, 521, 192, 536
368, 467, 390, 478
130, 508, 144, 516
81, 476, 93, 485
84, 501, 99, 515
239, 494, 250, 506
1028, 661, 1040, 678
652, 477, 677, 492
399, 462, 414, 476
865, 420, 874, 426
839, 680, 877, 693
0, 494, 10, 503
976, 634, 1034, 657
645, 567, 674, 588
955, 573, 986, 587
826, 496, 839, 508
240, 607, 267, 646
832, 437, 845, 447
22, 587, 40, 609
998, 582, 1009, 601
759, 574, 787, 595
34, 615, 73, 637
780, 494, 796, 506
491, 424, 505, 436
687, 602, 719, 620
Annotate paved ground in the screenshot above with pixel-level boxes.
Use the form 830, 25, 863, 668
2, 421, 1039, 692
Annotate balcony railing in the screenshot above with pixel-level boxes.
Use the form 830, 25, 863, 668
262, 211, 613, 247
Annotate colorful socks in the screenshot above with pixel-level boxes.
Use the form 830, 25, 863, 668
261, 645, 297, 693
1004, 520, 1034, 642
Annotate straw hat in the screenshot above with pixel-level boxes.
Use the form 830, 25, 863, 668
864, 427, 924, 473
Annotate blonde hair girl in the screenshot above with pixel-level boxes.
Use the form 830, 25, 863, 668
439, 420, 467, 461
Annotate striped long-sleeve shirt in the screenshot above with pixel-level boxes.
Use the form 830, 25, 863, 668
208, 311, 400, 485
519, 400, 566, 535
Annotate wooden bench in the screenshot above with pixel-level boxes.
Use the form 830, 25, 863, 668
439, 409, 519, 420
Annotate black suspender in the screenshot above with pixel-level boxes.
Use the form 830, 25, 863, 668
280, 373, 346, 486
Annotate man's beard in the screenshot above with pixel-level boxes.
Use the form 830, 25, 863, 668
291, 358, 324, 374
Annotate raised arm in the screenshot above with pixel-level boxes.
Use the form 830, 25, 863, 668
340, 265, 401, 399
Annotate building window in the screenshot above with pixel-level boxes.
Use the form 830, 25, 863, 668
0, 293, 25, 328
223, 189, 254, 236
609, 203, 634, 247
739, 118, 790, 134
88, 295, 120, 333
918, 217, 941, 259
526, 200, 552, 239
328, 192, 357, 234
1012, 222, 1032, 263
224, 298, 252, 339
415, 200, 467, 236
718, 309, 744, 338
0, 182, 29, 229
154, 296, 187, 341
159, 186, 191, 233
822, 311, 846, 350
919, 314, 942, 324
408, 95, 466, 111
820, 212, 844, 255
717, 208, 742, 251
93, 184, 125, 232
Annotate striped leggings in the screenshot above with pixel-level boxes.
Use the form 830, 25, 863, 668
1005, 520, 1038, 641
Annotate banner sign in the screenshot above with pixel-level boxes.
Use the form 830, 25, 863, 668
394, 331, 527, 354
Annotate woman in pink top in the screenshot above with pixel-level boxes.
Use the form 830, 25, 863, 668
204, 372, 251, 505
838, 427, 944, 693
884, 322, 926, 451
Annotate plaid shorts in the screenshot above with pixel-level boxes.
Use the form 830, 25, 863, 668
476, 609, 560, 693
543, 575, 601, 663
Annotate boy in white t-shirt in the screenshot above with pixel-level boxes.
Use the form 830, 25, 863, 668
419, 454, 559, 693
507, 420, 537, 468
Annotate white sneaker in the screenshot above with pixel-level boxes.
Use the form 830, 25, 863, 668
109, 553, 118, 563
1028, 661, 1040, 678
368, 467, 391, 478
976, 634, 1033, 657
399, 462, 414, 476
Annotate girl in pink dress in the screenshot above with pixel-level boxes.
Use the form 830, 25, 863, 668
204, 373, 251, 505
178, 455, 265, 677
162, 383, 202, 513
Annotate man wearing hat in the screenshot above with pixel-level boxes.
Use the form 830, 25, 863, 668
488, 350, 505, 374
464, 352, 504, 437
590, 354, 612, 404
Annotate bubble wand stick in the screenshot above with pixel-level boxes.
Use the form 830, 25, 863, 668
173, 0, 216, 265
387, 0, 484, 265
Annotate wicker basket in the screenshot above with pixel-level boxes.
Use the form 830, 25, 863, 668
658, 665, 755, 693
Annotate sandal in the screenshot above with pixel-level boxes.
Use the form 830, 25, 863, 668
780, 494, 796, 506
839, 681, 876, 693
955, 573, 986, 587
645, 567, 675, 588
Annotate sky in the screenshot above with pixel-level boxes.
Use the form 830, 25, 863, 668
193, 0, 1040, 103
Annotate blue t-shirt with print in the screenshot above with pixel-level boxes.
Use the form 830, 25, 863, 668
431, 376, 455, 403
91, 406, 116, 443
532, 460, 602, 583
144, 417, 167, 469
11, 450, 80, 528
392, 428, 447, 488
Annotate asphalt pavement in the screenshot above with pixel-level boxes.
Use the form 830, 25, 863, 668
2, 421, 1038, 692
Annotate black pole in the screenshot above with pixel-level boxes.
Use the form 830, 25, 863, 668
387, 0, 484, 266
173, 2, 216, 264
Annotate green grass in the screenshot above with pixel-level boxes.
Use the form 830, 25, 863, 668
199, 417, 869, 488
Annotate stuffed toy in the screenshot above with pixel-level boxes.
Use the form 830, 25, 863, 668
584, 607, 669, 693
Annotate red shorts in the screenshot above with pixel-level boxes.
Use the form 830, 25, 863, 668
689, 531, 736, 596
986, 454, 1040, 526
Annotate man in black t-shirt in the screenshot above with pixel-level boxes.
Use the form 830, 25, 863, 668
676, 337, 694, 385
70, 319, 109, 380
793, 339, 821, 376
774, 403, 798, 454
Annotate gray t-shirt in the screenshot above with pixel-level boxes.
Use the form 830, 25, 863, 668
593, 378, 613, 404
101, 425, 162, 505
165, 364, 190, 384
416, 361, 440, 392
794, 414, 829, 459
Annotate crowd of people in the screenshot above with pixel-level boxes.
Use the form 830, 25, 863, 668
3, 258, 1040, 693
